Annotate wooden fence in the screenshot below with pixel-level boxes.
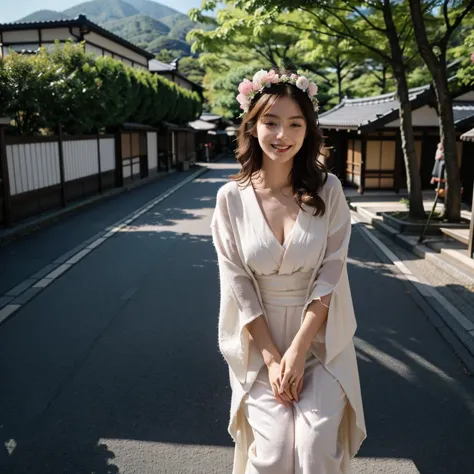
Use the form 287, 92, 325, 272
0, 127, 197, 226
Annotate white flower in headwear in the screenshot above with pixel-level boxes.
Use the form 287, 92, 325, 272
296, 76, 310, 91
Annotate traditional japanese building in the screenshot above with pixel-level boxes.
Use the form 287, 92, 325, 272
0, 14, 153, 69
149, 59, 203, 96
319, 85, 474, 206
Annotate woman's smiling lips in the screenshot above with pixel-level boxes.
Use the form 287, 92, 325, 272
271, 144, 292, 153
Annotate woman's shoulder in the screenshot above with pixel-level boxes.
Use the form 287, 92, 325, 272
216, 180, 240, 201
215, 180, 244, 211
321, 172, 344, 197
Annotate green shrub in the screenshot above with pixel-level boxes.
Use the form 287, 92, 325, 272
0, 41, 202, 135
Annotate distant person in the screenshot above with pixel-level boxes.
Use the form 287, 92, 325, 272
210, 69, 367, 474
431, 142, 446, 198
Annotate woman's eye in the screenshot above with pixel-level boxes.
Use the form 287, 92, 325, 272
291, 123, 302, 128
264, 122, 276, 126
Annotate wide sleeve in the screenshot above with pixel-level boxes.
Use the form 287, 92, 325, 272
303, 178, 357, 365
211, 186, 264, 384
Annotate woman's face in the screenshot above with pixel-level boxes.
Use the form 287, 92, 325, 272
254, 96, 307, 164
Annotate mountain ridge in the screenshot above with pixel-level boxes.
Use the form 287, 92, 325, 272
15, 0, 202, 56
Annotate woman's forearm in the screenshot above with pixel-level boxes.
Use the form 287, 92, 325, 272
247, 315, 281, 367
292, 293, 332, 353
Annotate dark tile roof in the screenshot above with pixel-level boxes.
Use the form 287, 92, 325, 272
319, 85, 431, 130
453, 101, 474, 127
200, 113, 222, 122
149, 59, 176, 72
461, 128, 474, 141
188, 119, 217, 131
149, 60, 204, 92
0, 14, 154, 60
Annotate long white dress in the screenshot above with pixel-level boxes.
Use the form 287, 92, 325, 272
211, 174, 367, 474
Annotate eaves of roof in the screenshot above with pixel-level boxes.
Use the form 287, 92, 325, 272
319, 84, 435, 132
0, 14, 154, 60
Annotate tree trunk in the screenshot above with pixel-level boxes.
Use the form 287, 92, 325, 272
395, 66, 426, 218
408, 0, 462, 222
383, 1, 425, 218
435, 67, 462, 222
336, 57, 343, 102
381, 65, 387, 94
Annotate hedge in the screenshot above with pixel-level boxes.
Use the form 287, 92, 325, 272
0, 41, 202, 135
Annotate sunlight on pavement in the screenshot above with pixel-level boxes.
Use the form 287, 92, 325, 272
352, 457, 420, 473
194, 177, 229, 183
354, 337, 417, 382
98, 438, 420, 473
98, 438, 232, 472
116, 208, 214, 236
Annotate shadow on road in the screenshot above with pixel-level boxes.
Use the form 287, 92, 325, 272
349, 226, 474, 474
1, 161, 473, 473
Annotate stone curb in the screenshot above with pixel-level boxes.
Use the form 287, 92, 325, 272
348, 201, 474, 289
0, 169, 184, 247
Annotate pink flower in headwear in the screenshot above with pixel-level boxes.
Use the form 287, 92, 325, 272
307, 82, 318, 97
471, 52, 474, 63
236, 93, 250, 110
290, 73, 298, 81
266, 69, 279, 83
238, 78, 253, 95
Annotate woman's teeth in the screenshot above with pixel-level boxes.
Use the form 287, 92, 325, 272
272, 145, 291, 151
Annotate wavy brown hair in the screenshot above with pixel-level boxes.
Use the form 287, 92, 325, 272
231, 74, 328, 217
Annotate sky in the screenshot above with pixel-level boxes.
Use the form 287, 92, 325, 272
0, 0, 204, 23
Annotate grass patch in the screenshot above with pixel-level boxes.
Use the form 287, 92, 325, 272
388, 211, 447, 224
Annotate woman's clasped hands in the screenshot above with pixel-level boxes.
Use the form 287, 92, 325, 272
267, 343, 307, 406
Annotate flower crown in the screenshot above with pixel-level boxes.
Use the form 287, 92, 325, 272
237, 69, 319, 114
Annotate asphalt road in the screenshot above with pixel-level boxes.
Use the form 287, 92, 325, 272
1, 160, 474, 474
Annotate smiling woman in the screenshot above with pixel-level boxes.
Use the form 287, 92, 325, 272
232, 70, 327, 215
210, 68, 367, 474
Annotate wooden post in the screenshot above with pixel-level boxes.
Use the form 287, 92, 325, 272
0, 120, 12, 226
97, 130, 103, 194
114, 130, 123, 187
157, 137, 161, 172
58, 124, 67, 207
469, 181, 474, 259
359, 137, 367, 194
394, 129, 402, 193
185, 131, 188, 163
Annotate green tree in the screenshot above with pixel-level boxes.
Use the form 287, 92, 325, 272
0, 53, 46, 134
408, 0, 474, 222
155, 49, 182, 63
192, 0, 427, 218
1, 41, 202, 135
178, 56, 206, 86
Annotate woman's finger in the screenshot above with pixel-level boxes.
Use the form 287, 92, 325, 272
297, 376, 304, 395
290, 379, 299, 401
279, 371, 293, 394
271, 383, 286, 405
280, 391, 292, 405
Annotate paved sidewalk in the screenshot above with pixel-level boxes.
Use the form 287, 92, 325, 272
349, 194, 474, 373
347, 191, 474, 285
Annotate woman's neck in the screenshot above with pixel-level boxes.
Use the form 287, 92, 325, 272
254, 154, 293, 191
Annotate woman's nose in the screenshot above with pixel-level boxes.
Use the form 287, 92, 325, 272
276, 127, 287, 139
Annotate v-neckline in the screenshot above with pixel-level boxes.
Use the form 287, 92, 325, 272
248, 181, 302, 251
